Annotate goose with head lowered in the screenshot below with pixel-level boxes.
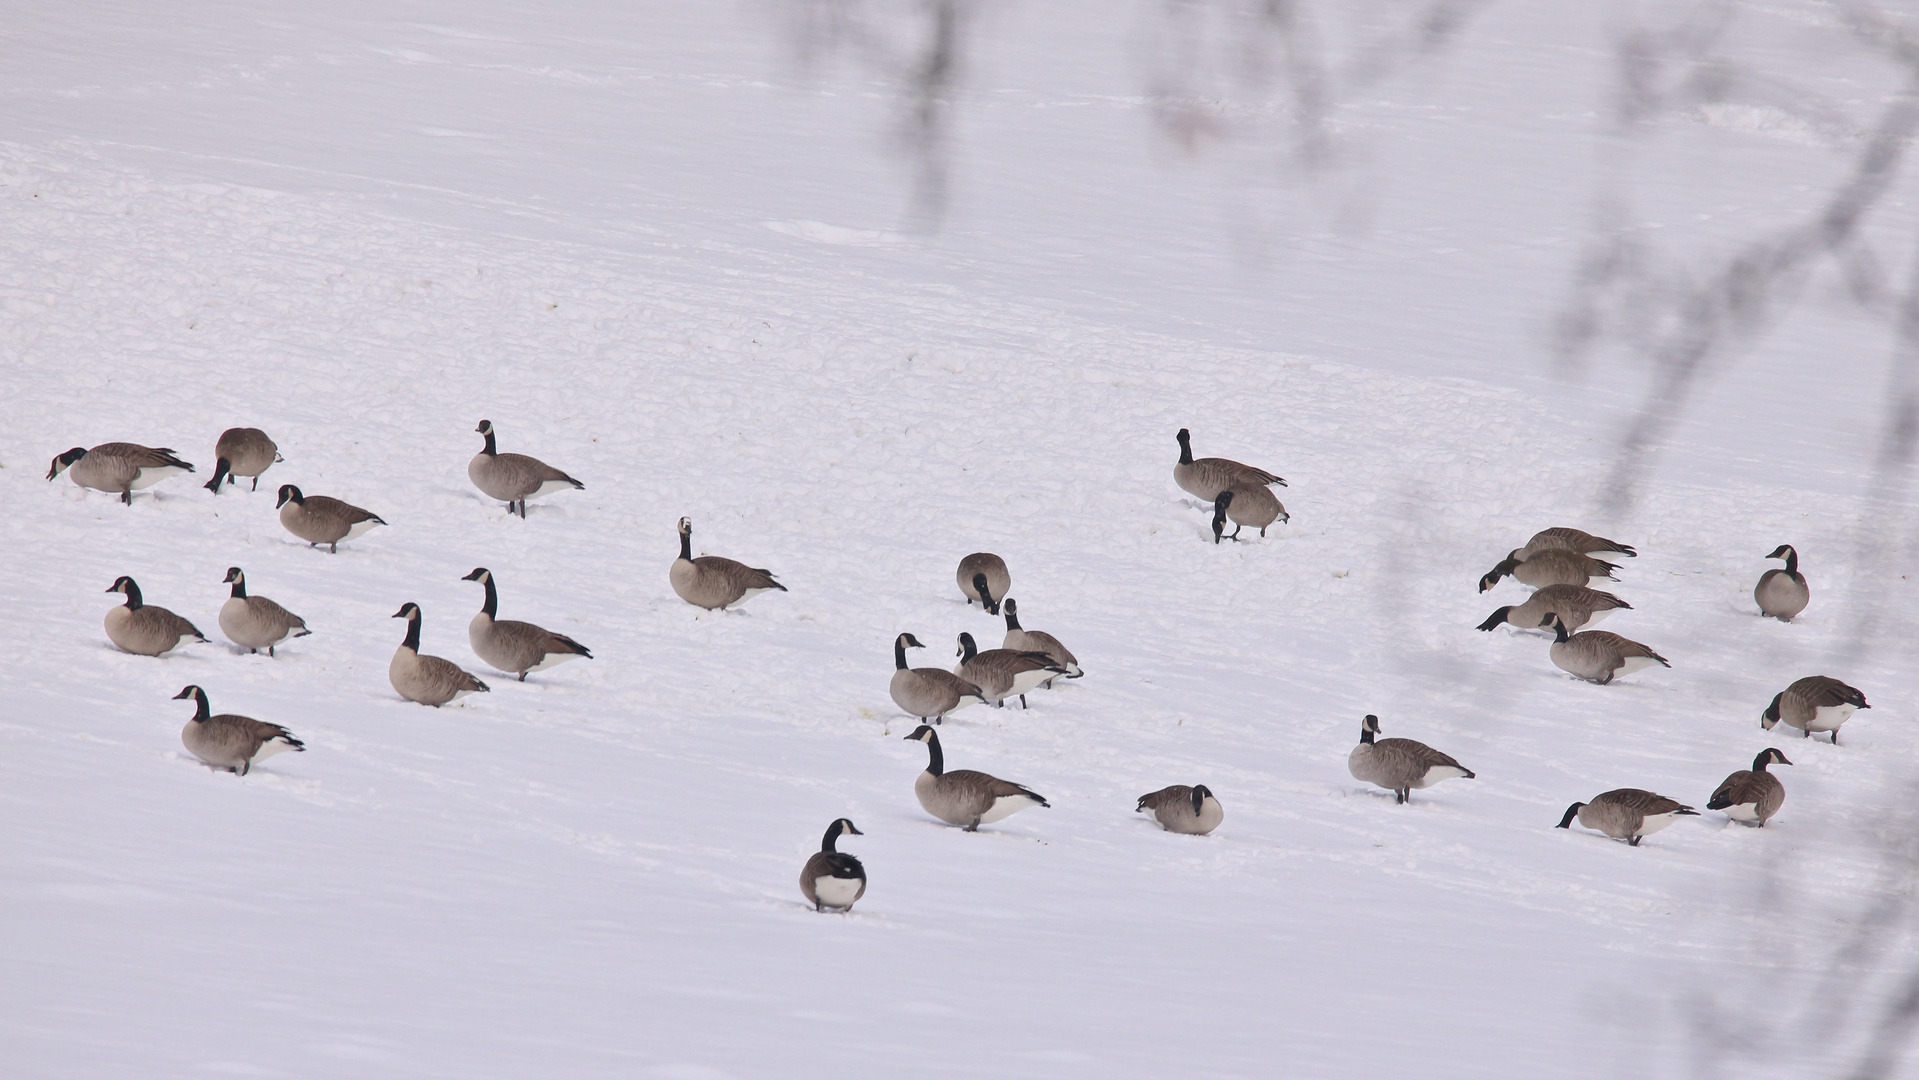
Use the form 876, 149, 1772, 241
172, 685, 304, 775
1172, 428, 1285, 502
218, 567, 309, 657
1540, 613, 1669, 685
203, 428, 280, 494
956, 552, 1010, 614
1754, 544, 1810, 621
1479, 549, 1619, 593
277, 485, 386, 554
799, 818, 867, 913
48, 443, 194, 504
1762, 675, 1869, 744
1478, 584, 1630, 634
670, 517, 786, 611
1557, 789, 1698, 846
1136, 785, 1224, 835
1707, 749, 1792, 826
904, 725, 1049, 831
1347, 714, 1475, 804
1000, 599, 1080, 684
389, 603, 490, 707
1513, 528, 1637, 560
459, 568, 592, 681
1211, 486, 1288, 543
468, 419, 584, 519
889, 633, 986, 723
103, 576, 206, 656
956, 632, 1068, 710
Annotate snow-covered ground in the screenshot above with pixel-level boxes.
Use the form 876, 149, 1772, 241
3, 3, 1916, 1077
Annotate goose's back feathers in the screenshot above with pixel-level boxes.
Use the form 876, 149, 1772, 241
1521, 528, 1637, 559
889, 667, 986, 721
1707, 768, 1786, 825
1135, 785, 1225, 835
390, 647, 490, 706
184, 713, 305, 775
1478, 584, 1630, 633
915, 768, 1049, 829
469, 450, 583, 503
53, 442, 195, 498
469, 614, 592, 678
219, 594, 309, 653
670, 554, 785, 610
105, 604, 206, 656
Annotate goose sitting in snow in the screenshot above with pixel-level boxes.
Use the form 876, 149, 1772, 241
103, 576, 206, 656
669, 516, 786, 610
1135, 785, 1224, 835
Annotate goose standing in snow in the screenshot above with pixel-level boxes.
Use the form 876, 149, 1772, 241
468, 419, 584, 519
103, 576, 206, 656
1346, 715, 1475, 804
889, 633, 986, 723
1477, 584, 1630, 634
956, 552, 1010, 614
1556, 789, 1698, 845
459, 568, 592, 680
1514, 528, 1637, 560
1706, 749, 1792, 826
955, 632, 1067, 709
799, 818, 867, 912
1479, 549, 1619, 593
1541, 614, 1669, 684
669, 516, 786, 610
1136, 785, 1224, 835
203, 428, 280, 494
1172, 428, 1285, 502
172, 685, 305, 775
1211, 486, 1288, 543
1000, 599, 1080, 685
218, 567, 309, 656
904, 725, 1049, 831
48, 443, 194, 504
1762, 676, 1869, 744
277, 485, 386, 553
389, 603, 490, 706
1754, 544, 1810, 621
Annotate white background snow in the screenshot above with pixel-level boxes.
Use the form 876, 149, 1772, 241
3, 2, 1917, 1077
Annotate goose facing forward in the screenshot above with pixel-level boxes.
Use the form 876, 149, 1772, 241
1347, 714, 1475, 804
799, 818, 867, 912
48, 443, 194, 504
1515, 528, 1637, 560
956, 552, 1010, 614
1000, 598, 1081, 684
1173, 428, 1285, 501
460, 568, 592, 680
1136, 784, 1224, 835
1707, 749, 1792, 826
468, 419, 584, 519
1477, 584, 1630, 634
218, 567, 309, 656
670, 517, 786, 610
389, 603, 490, 706
1762, 676, 1869, 744
889, 633, 986, 723
1211, 487, 1288, 543
904, 725, 1049, 831
104, 576, 206, 656
173, 685, 304, 775
277, 485, 386, 554
1542, 614, 1669, 684
1556, 789, 1698, 845
956, 632, 1068, 709
1479, 549, 1619, 593
1755, 544, 1810, 621
203, 428, 280, 494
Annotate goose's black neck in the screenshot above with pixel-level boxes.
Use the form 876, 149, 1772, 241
189, 690, 211, 723
1191, 787, 1206, 815
1551, 619, 1570, 644
1212, 501, 1227, 542
228, 573, 247, 600
958, 635, 978, 663
972, 573, 994, 609
1360, 726, 1376, 745
478, 575, 498, 618
1177, 429, 1193, 465
204, 458, 232, 493
820, 823, 842, 853
921, 731, 944, 776
480, 428, 498, 456
1764, 693, 1783, 722
1752, 751, 1773, 773
894, 638, 909, 670
1783, 548, 1799, 577
1004, 606, 1022, 632
122, 580, 144, 609
401, 614, 422, 652
678, 529, 692, 561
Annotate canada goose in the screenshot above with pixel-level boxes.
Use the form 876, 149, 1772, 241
277, 485, 386, 553
955, 632, 1067, 709
460, 568, 592, 680
389, 603, 490, 706
1211, 486, 1289, 543
47, 443, 194, 504
203, 428, 280, 494
1515, 528, 1637, 560
1541, 613, 1670, 684
1477, 584, 1631, 633
799, 818, 867, 912
1755, 544, 1810, 621
1000, 598, 1081, 685
1707, 749, 1792, 826
670, 517, 786, 610
103, 576, 206, 656
172, 685, 304, 775
956, 552, 1010, 614
468, 419, 584, 519
1556, 788, 1699, 845
1762, 676, 1869, 744
1135, 784, 1224, 835
218, 567, 309, 656
890, 633, 986, 723
1346, 714, 1475, 804
1173, 428, 1285, 501
1479, 549, 1619, 593
903, 724, 1049, 831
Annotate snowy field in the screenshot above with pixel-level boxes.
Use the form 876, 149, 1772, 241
3, 2, 1917, 1078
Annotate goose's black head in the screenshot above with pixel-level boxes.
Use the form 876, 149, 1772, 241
831, 818, 863, 838
1190, 785, 1214, 815
46, 447, 86, 480
105, 576, 140, 607
904, 724, 936, 743
461, 568, 492, 583
276, 484, 304, 508
1476, 606, 1513, 631
475, 420, 494, 435
1176, 428, 1193, 465
1211, 492, 1233, 543
1760, 693, 1783, 730
223, 567, 244, 584
677, 516, 693, 537
1360, 714, 1381, 744
971, 572, 999, 614
956, 632, 979, 661
898, 632, 925, 650
1556, 803, 1586, 829
1537, 612, 1569, 642
172, 685, 205, 703
393, 602, 422, 620
1754, 748, 1792, 771
1766, 544, 1795, 561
